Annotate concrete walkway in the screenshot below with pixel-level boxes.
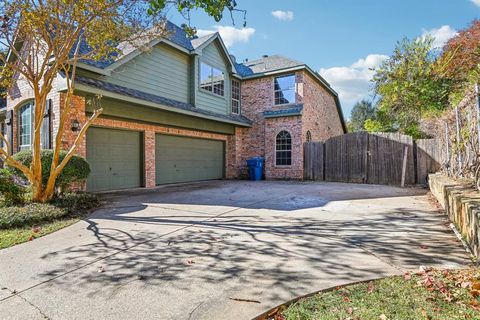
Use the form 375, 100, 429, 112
0, 181, 470, 320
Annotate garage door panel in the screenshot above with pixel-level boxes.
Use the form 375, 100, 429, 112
87, 127, 142, 192
155, 134, 224, 185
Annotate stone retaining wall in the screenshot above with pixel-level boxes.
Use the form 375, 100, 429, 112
429, 173, 480, 259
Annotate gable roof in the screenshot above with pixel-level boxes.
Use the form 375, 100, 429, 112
71, 20, 345, 131
235, 55, 304, 77
73, 75, 252, 127
78, 20, 195, 71
191, 32, 217, 49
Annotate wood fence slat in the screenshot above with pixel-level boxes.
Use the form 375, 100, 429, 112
304, 132, 439, 186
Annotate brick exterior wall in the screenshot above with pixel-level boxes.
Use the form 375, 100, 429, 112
232, 70, 344, 180
5, 68, 345, 190
302, 72, 345, 142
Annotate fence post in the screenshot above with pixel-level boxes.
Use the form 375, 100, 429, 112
476, 83, 480, 149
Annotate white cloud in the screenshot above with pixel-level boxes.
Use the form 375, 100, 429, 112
271, 10, 294, 21
319, 54, 388, 117
196, 26, 255, 48
421, 25, 457, 48
471, 0, 480, 7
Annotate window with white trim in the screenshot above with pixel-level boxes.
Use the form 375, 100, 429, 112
275, 130, 292, 166
274, 74, 296, 105
231, 79, 240, 114
200, 62, 224, 97
19, 102, 33, 150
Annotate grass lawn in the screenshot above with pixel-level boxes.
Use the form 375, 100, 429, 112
0, 193, 101, 250
0, 217, 79, 249
269, 268, 480, 320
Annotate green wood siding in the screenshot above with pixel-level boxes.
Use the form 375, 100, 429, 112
155, 134, 224, 185
105, 44, 190, 103
86, 127, 142, 192
195, 41, 231, 115
85, 97, 235, 135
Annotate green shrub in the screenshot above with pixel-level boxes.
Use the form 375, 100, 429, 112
0, 203, 66, 229
51, 192, 100, 214
10, 150, 90, 191
0, 193, 100, 229
0, 169, 25, 206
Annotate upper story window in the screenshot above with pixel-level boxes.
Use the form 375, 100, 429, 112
19, 101, 33, 150
200, 62, 224, 97
275, 130, 292, 166
274, 74, 296, 105
231, 79, 241, 114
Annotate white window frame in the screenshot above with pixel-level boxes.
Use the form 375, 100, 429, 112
275, 130, 292, 167
199, 62, 225, 97
273, 74, 296, 106
231, 79, 241, 114
18, 101, 33, 151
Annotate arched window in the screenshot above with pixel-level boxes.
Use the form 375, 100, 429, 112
306, 130, 312, 142
276, 130, 292, 166
18, 101, 33, 150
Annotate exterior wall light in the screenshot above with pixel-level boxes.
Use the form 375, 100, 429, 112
71, 119, 80, 132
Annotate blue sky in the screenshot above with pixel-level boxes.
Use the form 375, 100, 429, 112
168, 0, 479, 118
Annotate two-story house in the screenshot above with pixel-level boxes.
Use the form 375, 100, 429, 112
0, 21, 346, 192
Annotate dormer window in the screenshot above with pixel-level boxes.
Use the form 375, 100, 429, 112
200, 62, 224, 97
274, 74, 296, 105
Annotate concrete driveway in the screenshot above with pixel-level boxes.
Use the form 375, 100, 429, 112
0, 181, 470, 320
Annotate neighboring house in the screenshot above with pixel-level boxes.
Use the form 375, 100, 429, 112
2, 21, 345, 192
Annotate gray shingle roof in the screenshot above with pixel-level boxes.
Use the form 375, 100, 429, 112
74, 75, 252, 126
78, 21, 194, 69
191, 32, 217, 49
235, 55, 304, 77
77, 20, 307, 77
263, 104, 303, 118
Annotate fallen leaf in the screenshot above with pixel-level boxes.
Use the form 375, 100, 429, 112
187, 260, 195, 265
32, 226, 41, 233
28, 236, 34, 241
421, 308, 431, 319
472, 282, 480, 290
367, 282, 375, 293
419, 245, 428, 250
404, 272, 412, 280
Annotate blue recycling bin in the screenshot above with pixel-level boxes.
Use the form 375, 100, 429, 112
246, 157, 264, 181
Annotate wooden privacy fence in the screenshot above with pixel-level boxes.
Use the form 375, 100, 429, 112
304, 132, 441, 186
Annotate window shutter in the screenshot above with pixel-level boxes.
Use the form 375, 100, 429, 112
5, 110, 13, 154
41, 99, 52, 149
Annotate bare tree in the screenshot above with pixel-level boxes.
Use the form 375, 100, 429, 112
0, 0, 165, 202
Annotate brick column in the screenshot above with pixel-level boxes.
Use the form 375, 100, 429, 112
144, 131, 156, 188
